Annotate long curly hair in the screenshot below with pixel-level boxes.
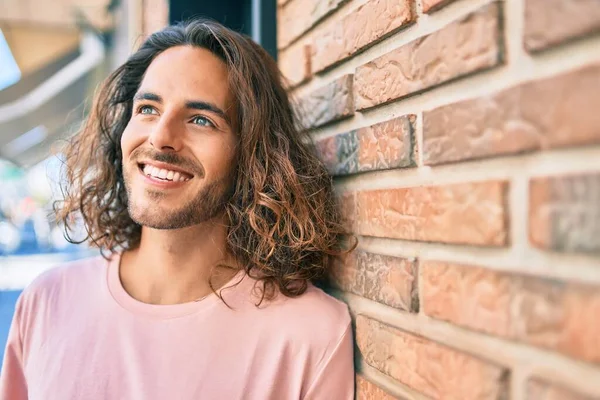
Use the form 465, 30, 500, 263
55, 19, 353, 300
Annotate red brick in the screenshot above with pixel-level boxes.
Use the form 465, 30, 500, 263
337, 191, 356, 232
350, 181, 508, 246
298, 74, 354, 129
422, 0, 458, 13
330, 252, 357, 292
527, 379, 595, 400
513, 278, 600, 364
279, 43, 312, 87
422, 261, 600, 363
358, 116, 415, 173
330, 251, 418, 311
356, 315, 507, 399
316, 136, 338, 174
330, 130, 359, 175
354, 2, 502, 110
422, 261, 512, 336
311, 0, 414, 73
423, 64, 600, 165
529, 172, 600, 253
316, 116, 415, 175
277, 0, 348, 49
524, 0, 600, 52
356, 375, 399, 399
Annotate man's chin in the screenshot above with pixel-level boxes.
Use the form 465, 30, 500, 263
128, 204, 187, 230
127, 201, 225, 230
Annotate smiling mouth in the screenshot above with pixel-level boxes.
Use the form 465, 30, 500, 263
138, 163, 194, 182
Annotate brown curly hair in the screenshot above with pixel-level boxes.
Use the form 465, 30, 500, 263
55, 19, 353, 300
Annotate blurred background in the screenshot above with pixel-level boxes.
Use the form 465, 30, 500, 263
0, 0, 276, 364
2, 0, 600, 396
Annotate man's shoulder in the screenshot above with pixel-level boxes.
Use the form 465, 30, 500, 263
245, 282, 351, 343
20, 255, 108, 303
281, 284, 350, 327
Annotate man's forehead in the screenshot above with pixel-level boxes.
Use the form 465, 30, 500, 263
139, 46, 231, 102
146, 45, 227, 73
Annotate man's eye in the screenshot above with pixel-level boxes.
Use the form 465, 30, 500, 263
139, 105, 156, 115
192, 116, 215, 128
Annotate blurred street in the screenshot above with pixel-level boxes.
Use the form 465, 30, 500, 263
0, 252, 94, 290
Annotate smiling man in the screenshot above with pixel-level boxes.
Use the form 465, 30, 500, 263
0, 20, 354, 400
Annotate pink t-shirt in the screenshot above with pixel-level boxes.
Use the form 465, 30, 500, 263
0, 254, 354, 400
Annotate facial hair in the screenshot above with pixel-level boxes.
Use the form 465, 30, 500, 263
123, 151, 234, 229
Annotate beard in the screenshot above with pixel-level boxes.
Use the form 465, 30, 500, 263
123, 161, 234, 230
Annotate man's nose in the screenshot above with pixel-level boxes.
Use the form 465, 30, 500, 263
148, 118, 182, 152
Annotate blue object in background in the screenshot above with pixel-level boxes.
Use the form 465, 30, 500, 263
0, 29, 21, 90
0, 291, 22, 367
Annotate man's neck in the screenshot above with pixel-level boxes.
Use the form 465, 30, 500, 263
119, 214, 239, 305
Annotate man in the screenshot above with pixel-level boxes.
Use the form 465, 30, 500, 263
0, 19, 354, 399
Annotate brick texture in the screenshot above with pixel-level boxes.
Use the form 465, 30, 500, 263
356, 376, 399, 399
422, 262, 600, 363
524, 0, 600, 52
316, 115, 415, 175
277, 0, 348, 49
279, 43, 312, 87
344, 181, 509, 246
278, 0, 600, 396
297, 74, 354, 129
422, 0, 458, 14
529, 172, 600, 253
311, 0, 415, 73
422, 261, 513, 336
513, 278, 600, 363
354, 2, 502, 110
338, 192, 357, 232
356, 315, 508, 399
330, 251, 418, 311
527, 379, 595, 400
423, 64, 600, 165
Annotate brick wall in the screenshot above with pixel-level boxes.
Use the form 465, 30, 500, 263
277, 0, 600, 399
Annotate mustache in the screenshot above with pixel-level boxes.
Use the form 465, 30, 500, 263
131, 148, 204, 177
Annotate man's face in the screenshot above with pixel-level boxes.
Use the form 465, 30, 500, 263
121, 46, 237, 229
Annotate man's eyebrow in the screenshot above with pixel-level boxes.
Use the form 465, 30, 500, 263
185, 100, 231, 125
133, 92, 162, 102
133, 91, 231, 125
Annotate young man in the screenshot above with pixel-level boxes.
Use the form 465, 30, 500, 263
0, 20, 354, 399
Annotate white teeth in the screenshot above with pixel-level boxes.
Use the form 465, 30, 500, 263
141, 164, 191, 182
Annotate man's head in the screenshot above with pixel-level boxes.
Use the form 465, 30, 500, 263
122, 45, 237, 229
57, 19, 349, 297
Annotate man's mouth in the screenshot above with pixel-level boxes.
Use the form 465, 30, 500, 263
138, 163, 194, 182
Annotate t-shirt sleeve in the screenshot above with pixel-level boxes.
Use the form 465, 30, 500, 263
0, 294, 28, 399
303, 322, 354, 400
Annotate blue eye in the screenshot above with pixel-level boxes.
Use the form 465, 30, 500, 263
139, 105, 157, 115
192, 116, 215, 128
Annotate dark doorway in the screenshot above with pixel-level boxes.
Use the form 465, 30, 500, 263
169, 0, 276, 60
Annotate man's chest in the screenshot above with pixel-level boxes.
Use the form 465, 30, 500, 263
22, 314, 306, 400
